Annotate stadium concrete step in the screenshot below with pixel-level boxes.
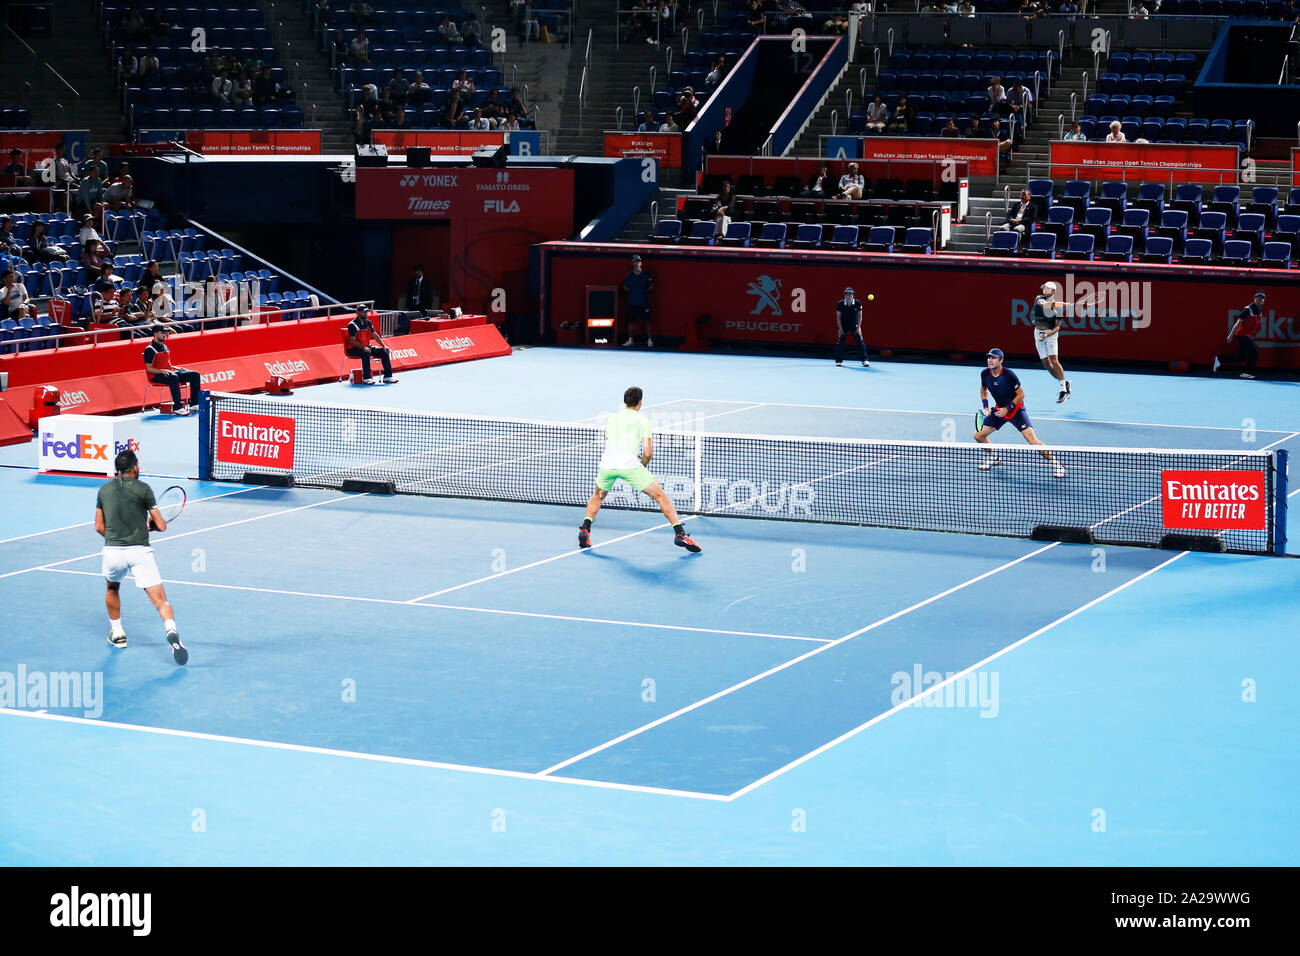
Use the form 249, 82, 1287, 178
0, 0, 133, 146
257, 0, 359, 154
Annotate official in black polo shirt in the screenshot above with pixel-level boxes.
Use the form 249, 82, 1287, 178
834, 287, 870, 367
143, 322, 201, 415
346, 309, 395, 383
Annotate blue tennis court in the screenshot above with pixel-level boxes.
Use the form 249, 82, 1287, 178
2, 348, 1298, 865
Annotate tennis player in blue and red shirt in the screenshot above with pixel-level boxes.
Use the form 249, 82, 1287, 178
975, 348, 1065, 478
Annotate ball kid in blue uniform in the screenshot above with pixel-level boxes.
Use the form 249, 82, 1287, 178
975, 348, 1065, 478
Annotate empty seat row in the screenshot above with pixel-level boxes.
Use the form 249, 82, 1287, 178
651, 220, 937, 254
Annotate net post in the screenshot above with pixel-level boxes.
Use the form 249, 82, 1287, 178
693, 432, 702, 514
1274, 449, 1289, 556
197, 389, 212, 480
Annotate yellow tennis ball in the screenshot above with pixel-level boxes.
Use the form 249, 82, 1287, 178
867, 294, 875, 301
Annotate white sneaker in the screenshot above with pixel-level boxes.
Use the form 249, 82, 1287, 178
646, 337, 654, 348
1057, 389, 1067, 404
173, 405, 191, 416
1212, 356, 1221, 373
622, 337, 633, 347
978, 456, 1002, 471
1053, 462, 1066, 479
862, 360, 870, 367
1240, 372, 1255, 379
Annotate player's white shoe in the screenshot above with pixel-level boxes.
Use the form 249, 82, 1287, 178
646, 337, 654, 348
1052, 461, 1066, 479
978, 455, 1002, 471
622, 337, 633, 347
1212, 356, 1221, 373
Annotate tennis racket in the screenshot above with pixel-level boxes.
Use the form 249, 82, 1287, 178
154, 485, 187, 527
975, 408, 985, 430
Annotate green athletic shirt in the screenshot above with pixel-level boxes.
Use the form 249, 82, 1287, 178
96, 476, 156, 547
599, 407, 653, 470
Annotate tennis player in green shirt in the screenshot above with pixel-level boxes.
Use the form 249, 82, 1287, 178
579, 386, 702, 552
95, 449, 188, 665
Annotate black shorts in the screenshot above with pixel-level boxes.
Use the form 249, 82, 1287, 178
627, 305, 651, 324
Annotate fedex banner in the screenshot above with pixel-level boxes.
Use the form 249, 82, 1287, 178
38, 414, 142, 476
186, 129, 322, 155
1161, 470, 1267, 530
372, 131, 505, 155
857, 136, 999, 177
216, 411, 295, 469
540, 244, 1300, 369
1049, 141, 1239, 183
603, 132, 682, 168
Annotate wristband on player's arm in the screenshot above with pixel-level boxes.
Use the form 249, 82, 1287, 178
982, 399, 989, 410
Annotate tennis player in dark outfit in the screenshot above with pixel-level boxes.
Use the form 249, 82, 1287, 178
346, 309, 395, 383
622, 255, 654, 348
834, 287, 869, 367
1213, 290, 1265, 379
143, 323, 201, 415
974, 348, 1065, 477
96, 449, 188, 664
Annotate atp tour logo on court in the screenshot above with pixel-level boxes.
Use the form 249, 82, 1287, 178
1160, 470, 1266, 530
216, 411, 295, 469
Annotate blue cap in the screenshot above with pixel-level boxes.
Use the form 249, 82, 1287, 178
987, 348, 1004, 358
844, 287, 855, 295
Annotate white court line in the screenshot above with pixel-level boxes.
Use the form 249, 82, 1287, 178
0, 492, 366, 581
669, 397, 1300, 435
0, 485, 264, 546
537, 541, 1062, 777
0, 708, 729, 802
727, 549, 1191, 800
40, 568, 824, 644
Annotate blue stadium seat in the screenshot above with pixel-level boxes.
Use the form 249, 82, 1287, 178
1080, 206, 1112, 244
1262, 242, 1292, 269
1181, 237, 1213, 264
1027, 178, 1053, 212
826, 225, 859, 250
1103, 235, 1133, 262
1098, 181, 1128, 217
1233, 213, 1265, 255
1172, 183, 1202, 226
1141, 236, 1174, 264
985, 230, 1019, 256
1040, 206, 1074, 246
1274, 215, 1300, 258
751, 222, 787, 249
650, 219, 682, 244
717, 221, 751, 247
864, 226, 896, 253
788, 224, 824, 249
1156, 210, 1189, 251
900, 228, 933, 254
1063, 233, 1094, 261
1061, 180, 1090, 218
1220, 239, 1253, 265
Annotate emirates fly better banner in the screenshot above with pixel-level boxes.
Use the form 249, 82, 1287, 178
1160, 470, 1267, 531
215, 411, 296, 469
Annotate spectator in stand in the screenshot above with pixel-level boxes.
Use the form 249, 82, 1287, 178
886, 93, 912, 133
712, 180, 736, 223
407, 71, 431, 105
252, 65, 277, 106
29, 220, 70, 263
481, 89, 505, 125
822, 12, 849, 33
91, 265, 122, 323
1006, 79, 1032, 144
452, 69, 476, 95
987, 76, 1009, 116
77, 167, 107, 216
851, 1, 873, 16
865, 92, 888, 133
1018, 0, 1037, 17
146, 9, 169, 37
704, 128, 727, 155
637, 109, 658, 132
959, 0, 977, 15
141, 260, 166, 299
0, 216, 20, 256
501, 111, 521, 131
232, 70, 254, 107
114, 287, 151, 335
1132, 1, 1150, 17
1059, 0, 1080, 17
1, 269, 30, 320
1001, 188, 1041, 235
50, 141, 78, 190
468, 108, 492, 131
835, 163, 866, 200
802, 163, 831, 198
705, 56, 726, 89
659, 114, 680, 133
1105, 119, 1126, 142
211, 69, 233, 105
673, 93, 696, 129
80, 148, 109, 182
123, 6, 146, 39
1064, 119, 1086, 141
79, 214, 111, 271
963, 115, 983, 138
391, 107, 412, 131
680, 86, 699, 111
349, 30, 370, 64
463, 16, 483, 45
507, 87, 528, 117
990, 117, 1015, 163
349, 1, 375, 24
388, 68, 410, 106
439, 16, 464, 43
149, 280, 177, 322
941, 117, 961, 137
3, 148, 29, 184
445, 92, 469, 129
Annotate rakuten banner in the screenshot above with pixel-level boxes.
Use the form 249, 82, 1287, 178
603, 132, 682, 168
1049, 141, 1239, 183
540, 244, 1300, 369
857, 136, 999, 177
372, 131, 505, 155
186, 129, 322, 154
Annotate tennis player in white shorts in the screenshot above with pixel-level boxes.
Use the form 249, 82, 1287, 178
1032, 281, 1071, 403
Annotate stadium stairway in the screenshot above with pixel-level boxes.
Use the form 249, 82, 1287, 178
257, 0, 359, 153
789, 69, 859, 157
555, 18, 676, 157
0, 0, 129, 145
477, 0, 568, 151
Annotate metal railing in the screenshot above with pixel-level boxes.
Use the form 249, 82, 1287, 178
578, 66, 588, 132
8, 300, 373, 353
3, 23, 81, 127
830, 109, 839, 138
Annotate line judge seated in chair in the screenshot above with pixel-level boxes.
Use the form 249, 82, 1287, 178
345, 308, 395, 384
143, 322, 201, 416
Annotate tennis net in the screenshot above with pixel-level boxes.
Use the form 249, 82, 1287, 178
200, 392, 1288, 555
